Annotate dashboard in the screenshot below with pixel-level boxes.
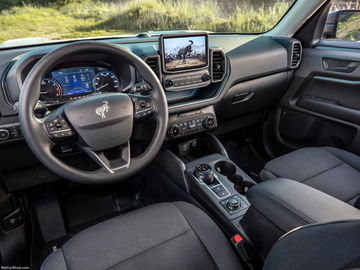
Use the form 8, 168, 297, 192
40, 66, 123, 106
0, 34, 300, 140
0, 32, 302, 191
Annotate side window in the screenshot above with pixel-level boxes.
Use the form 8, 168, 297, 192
323, 1, 360, 41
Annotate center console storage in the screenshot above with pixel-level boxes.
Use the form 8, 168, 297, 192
241, 178, 360, 259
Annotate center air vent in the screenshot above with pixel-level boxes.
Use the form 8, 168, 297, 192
145, 56, 160, 78
291, 42, 302, 68
211, 50, 226, 82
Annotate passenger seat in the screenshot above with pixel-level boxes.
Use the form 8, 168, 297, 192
260, 147, 360, 206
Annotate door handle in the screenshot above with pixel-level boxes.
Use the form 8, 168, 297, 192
323, 58, 359, 73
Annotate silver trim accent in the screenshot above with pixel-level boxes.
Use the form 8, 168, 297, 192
49, 129, 72, 134
83, 141, 131, 174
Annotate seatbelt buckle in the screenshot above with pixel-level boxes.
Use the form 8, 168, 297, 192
231, 233, 253, 262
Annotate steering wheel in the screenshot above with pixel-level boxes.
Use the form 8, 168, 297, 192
18, 42, 168, 184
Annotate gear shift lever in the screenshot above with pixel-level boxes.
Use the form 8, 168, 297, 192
194, 164, 215, 185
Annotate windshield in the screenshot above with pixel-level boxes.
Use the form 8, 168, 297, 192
0, 0, 295, 48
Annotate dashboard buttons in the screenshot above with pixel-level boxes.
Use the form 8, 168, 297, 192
163, 72, 210, 89
167, 114, 217, 139
0, 126, 22, 141
0, 129, 10, 141
211, 185, 230, 198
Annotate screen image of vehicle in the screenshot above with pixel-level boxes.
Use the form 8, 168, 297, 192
162, 35, 208, 72
52, 67, 95, 96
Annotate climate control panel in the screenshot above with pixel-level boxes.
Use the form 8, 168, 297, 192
167, 107, 217, 139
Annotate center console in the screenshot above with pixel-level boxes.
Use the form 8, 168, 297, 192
155, 131, 257, 239
187, 155, 254, 221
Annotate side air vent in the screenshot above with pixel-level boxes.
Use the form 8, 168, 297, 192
211, 50, 226, 82
145, 56, 160, 78
291, 42, 302, 68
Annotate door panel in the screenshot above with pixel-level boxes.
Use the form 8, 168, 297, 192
276, 46, 360, 155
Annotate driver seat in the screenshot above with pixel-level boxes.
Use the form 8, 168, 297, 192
41, 202, 242, 270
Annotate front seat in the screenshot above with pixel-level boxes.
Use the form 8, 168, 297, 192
42, 201, 360, 270
41, 202, 242, 270
260, 147, 360, 206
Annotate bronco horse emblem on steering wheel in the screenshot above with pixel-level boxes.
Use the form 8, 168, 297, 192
95, 101, 110, 119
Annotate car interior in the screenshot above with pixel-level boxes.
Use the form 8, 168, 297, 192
1, 0, 360, 269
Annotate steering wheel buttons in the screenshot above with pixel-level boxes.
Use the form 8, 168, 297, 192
45, 116, 74, 140
133, 97, 154, 119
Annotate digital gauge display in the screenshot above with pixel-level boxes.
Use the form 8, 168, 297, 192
52, 67, 95, 96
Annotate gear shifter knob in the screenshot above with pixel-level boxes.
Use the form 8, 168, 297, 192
194, 164, 214, 185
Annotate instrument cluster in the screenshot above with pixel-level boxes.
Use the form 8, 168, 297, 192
40, 66, 121, 106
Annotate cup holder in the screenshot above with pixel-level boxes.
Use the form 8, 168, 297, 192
214, 160, 237, 178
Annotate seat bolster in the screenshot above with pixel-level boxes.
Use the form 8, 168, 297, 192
259, 168, 278, 181
41, 249, 67, 270
324, 147, 360, 171
174, 202, 242, 270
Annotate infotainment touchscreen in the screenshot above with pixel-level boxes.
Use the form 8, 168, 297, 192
161, 34, 208, 72
52, 67, 95, 96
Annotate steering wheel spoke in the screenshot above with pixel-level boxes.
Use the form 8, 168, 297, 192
83, 142, 130, 174
129, 94, 155, 121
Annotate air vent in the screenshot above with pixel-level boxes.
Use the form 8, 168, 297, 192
145, 56, 160, 78
211, 50, 225, 82
291, 42, 302, 68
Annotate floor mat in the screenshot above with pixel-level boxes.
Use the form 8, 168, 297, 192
31, 182, 143, 269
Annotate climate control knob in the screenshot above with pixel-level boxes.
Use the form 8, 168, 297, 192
168, 125, 181, 137
203, 116, 215, 129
